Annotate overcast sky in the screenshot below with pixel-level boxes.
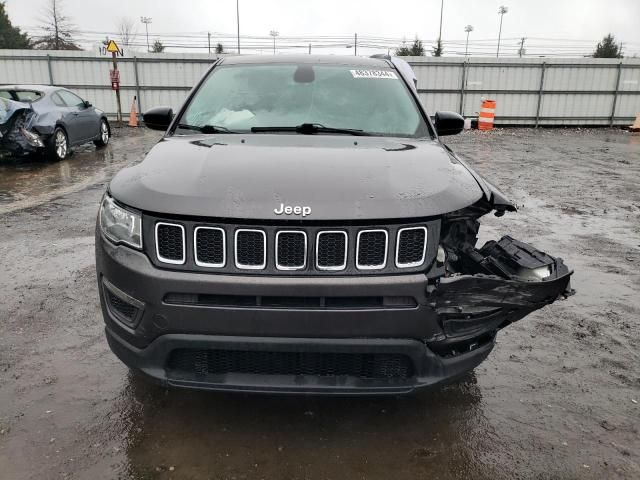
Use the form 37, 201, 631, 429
4, 0, 640, 56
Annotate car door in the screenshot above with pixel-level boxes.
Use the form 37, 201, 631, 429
52, 90, 82, 144
57, 90, 98, 143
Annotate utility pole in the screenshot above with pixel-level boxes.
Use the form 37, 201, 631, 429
354, 33, 357, 56
140, 17, 152, 53
464, 24, 473, 56
269, 30, 279, 54
208, 32, 211, 54
308, 43, 311, 54
236, 0, 241, 54
438, 0, 444, 47
518, 37, 526, 57
496, 5, 508, 58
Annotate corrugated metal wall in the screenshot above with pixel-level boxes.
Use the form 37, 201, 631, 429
1, 50, 639, 126
406, 56, 640, 126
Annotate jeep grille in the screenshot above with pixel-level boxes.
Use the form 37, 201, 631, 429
150, 217, 434, 275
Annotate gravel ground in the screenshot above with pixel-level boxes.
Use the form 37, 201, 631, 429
0, 127, 638, 480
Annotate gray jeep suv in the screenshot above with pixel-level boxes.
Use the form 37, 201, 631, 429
95, 55, 572, 395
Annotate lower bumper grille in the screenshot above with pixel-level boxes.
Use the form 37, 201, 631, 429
167, 349, 414, 380
164, 292, 417, 309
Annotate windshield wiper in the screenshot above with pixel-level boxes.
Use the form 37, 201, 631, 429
177, 123, 239, 134
251, 123, 370, 136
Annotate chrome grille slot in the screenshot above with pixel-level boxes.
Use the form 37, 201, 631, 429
235, 229, 266, 269
396, 226, 427, 268
356, 229, 388, 270
276, 231, 307, 270
194, 227, 225, 268
316, 231, 348, 270
155, 222, 185, 264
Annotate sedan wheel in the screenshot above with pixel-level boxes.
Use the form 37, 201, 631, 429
54, 129, 68, 160
94, 119, 110, 147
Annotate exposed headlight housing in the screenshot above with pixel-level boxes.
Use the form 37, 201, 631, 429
99, 195, 142, 249
20, 128, 44, 148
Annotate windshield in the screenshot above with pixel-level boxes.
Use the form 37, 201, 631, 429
178, 63, 429, 138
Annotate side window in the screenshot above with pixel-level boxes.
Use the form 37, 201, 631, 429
51, 92, 67, 107
0, 91, 13, 100
58, 90, 85, 108
15, 91, 43, 102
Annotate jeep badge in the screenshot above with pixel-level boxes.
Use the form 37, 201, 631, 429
274, 203, 311, 217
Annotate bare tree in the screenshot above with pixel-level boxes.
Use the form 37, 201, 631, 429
117, 17, 137, 47
33, 0, 80, 50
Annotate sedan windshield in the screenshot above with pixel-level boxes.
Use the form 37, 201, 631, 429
178, 63, 430, 138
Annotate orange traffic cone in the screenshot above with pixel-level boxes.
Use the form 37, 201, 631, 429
630, 113, 640, 132
478, 99, 496, 130
128, 96, 138, 127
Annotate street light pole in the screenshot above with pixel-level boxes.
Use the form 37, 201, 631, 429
269, 30, 279, 55
140, 17, 152, 53
497, 5, 508, 58
464, 24, 473, 56
236, 0, 240, 54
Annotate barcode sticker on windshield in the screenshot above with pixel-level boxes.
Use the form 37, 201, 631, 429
350, 70, 398, 79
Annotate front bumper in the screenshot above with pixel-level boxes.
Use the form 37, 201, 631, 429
106, 328, 493, 395
96, 228, 571, 395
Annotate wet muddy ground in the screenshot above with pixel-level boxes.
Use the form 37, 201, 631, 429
0, 127, 639, 479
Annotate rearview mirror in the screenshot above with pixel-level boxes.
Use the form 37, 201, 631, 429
143, 106, 174, 131
83, 100, 92, 108
434, 111, 465, 136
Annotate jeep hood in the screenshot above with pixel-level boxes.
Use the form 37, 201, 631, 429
109, 134, 486, 221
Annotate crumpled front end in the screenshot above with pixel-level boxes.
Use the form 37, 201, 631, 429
0, 98, 45, 158
426, 193, 574, 359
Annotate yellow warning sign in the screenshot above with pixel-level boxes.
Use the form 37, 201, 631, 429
106, 40, 120, 54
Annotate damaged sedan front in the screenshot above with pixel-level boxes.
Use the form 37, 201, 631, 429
0, 98, 43, 159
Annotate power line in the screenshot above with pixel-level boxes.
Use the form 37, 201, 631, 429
21, 27, 639, 57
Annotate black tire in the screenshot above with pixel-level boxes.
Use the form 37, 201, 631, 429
93, 119, 110, 147
47, 127, 69, 161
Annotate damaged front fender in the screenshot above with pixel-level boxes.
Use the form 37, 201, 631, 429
429, 235, 574, 357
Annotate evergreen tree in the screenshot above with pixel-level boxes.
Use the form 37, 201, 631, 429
593, 34, 623, 58
395, 38, 425, 56
0, 2, 31, 49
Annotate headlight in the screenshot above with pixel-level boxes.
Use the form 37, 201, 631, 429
20, 128, 44, 148
99, 195, 142, 249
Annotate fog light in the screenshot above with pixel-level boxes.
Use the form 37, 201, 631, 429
437, 245, 447, 264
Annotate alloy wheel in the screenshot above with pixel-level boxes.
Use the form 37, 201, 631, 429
55, 130, 68, 159
101, 121, 109, 144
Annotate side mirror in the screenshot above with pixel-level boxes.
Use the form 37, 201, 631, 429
143, 106, 174, 131
83, 100, 92, 108
434, 111, 465, 136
